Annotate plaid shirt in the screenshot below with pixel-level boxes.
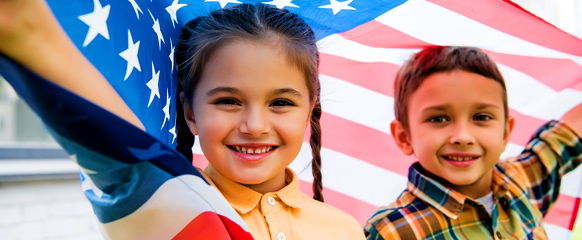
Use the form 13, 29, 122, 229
364, 121, 582, 240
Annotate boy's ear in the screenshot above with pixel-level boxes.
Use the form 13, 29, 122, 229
180, 93, 199, 135
391, 120, 414, 156
502, 115, 515, 147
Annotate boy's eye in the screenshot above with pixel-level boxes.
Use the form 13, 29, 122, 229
270, 99, 294, 107
474, 114, 493, 121
214, 98, 240, 106
429, 116, 448, 123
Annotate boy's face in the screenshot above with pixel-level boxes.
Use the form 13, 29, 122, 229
391, 70, 514, 198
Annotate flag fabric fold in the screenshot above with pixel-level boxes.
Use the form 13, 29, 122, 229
0, 52, 253, 239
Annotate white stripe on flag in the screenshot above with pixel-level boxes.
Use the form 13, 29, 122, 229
291, 143, 407, 207
101, 175, 248, 239
320, 74, 394, 134
317, 34, 419, 65
376, 0, 582, 65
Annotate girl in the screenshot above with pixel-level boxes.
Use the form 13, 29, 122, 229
0, 1, 364, 239
175, 4, 364, 239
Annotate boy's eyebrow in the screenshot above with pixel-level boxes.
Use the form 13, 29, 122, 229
420, 103, 502, 113
206, 87, 241, 96
271, 88, 303, 98
475, 103, 501, 110
420, 105, 449, 112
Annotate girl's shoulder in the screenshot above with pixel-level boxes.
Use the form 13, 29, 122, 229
298, 192, 366, 239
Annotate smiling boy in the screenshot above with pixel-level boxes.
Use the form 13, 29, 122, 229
364, 46, 582, 239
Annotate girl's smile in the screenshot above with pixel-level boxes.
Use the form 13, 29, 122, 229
227, 143, 278, 161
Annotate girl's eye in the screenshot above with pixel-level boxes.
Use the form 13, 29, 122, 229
214, 98, 240, 106
429, 116, 448, 123
270, 99, 294, 107
474, 114, 493, 121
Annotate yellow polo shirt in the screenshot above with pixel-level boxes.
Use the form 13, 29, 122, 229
202, 166, 365, 240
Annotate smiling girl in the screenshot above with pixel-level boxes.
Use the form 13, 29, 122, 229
175, 4, 364, 239
0, 1, 364, 239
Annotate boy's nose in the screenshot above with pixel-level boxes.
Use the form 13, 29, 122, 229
239, 106, 270, 137
449, 122, 475, 146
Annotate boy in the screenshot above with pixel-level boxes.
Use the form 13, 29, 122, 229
364, 46, 582, 239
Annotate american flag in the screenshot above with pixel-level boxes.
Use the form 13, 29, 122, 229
4, 0, 581, 239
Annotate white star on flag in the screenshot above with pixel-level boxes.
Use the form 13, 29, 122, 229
319, 0, 356, 15
166, 0, 186, 28
169, 125, 176, 144
149, 10, 165, 50
80, 169, 104, 198
146, 62, 160, 107
263, 0, 299, 9
169, 41, 175, 73
161, 89, 171, 129
127, 0, 142, 19
205, 0, 241, 9
78, 0, 110, 47
119, 30, 141, 80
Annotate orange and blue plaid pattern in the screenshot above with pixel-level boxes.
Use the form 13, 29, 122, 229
364, 121, 582, 240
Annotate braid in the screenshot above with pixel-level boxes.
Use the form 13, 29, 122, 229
310, 100, 323, 202
175, 19, 201, 163
175, 82, 194, 163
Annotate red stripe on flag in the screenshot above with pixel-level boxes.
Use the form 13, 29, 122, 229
321, 112, 415, 177
545, 194, 579, 230
299, 180, 378, 225
320, 53, 398, 96
172, 211, 249, 240
193, 153, 209, 170
339, 20, 432, 49
428, 0, 582, 56
508, 109, 549, 146
486, 51, 582, 92
218, 215, 254, 240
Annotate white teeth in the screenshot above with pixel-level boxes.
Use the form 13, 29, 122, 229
232, 146, 274, 155
448, 156, 474, 161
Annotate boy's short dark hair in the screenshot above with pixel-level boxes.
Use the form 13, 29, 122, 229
394, 46, 508, 132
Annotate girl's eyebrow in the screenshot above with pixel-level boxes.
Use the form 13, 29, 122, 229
206, 87, 241, 97
271, 88, 303, 97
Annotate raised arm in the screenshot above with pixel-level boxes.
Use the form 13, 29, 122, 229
561, 103, 582, 136
0, 0, 144, 130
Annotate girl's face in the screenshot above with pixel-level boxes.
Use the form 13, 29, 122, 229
185, 39, 312, 193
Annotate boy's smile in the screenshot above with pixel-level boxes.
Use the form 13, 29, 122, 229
184, 39, 312, 194
392, 70, 514, 199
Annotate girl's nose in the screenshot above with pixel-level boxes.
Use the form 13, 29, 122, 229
449, 122, 475, 146
239, 106, 270, 137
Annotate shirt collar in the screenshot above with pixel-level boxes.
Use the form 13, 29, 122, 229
407, 163, 512, 219
204, 166, 303, 214
407, 162, 467, 219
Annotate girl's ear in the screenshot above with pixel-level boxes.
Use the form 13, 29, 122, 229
180, 92, 199, 135
391, 120, 414, 156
